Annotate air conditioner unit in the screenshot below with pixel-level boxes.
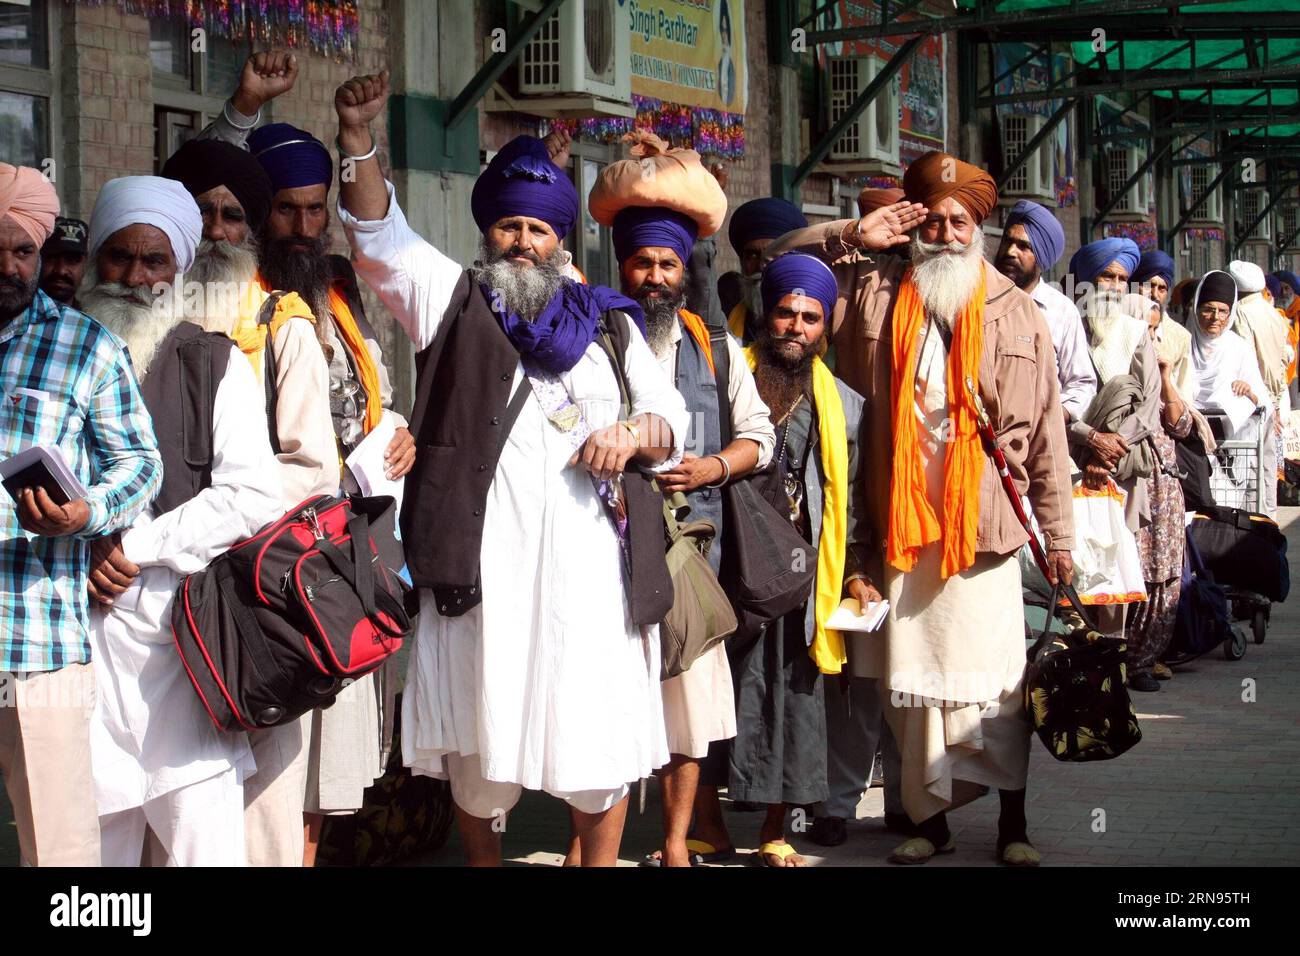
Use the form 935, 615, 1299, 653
1106, 146, 1150, 216
827, 56, 899, 165
1000, 113, 1054, 199
518, 0, 630, 103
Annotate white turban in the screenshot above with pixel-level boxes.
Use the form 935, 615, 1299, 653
1227, 259, 1266, 295
87, 176, 202, 275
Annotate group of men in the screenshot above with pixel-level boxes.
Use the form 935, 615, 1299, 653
4, 47, 1289, 870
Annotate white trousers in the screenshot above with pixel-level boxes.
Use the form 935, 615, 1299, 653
242, 715, 310, 867
99, 766, 245, 867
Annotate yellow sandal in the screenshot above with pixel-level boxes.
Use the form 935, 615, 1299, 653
754, 841, 806, 867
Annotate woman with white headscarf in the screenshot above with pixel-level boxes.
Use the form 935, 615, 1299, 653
1117, 295, 1192, 691
1188, 270, 1270, 513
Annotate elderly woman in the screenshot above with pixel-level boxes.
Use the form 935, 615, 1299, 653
1187, 271, 1270, 512
1118, 295, 1193, 691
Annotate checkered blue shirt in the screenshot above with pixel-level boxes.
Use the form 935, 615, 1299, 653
1, 291, 162, 672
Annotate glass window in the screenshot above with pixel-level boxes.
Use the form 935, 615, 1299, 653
0, 0, 48, 70
150, 18, 192, 81
579, 158, 613, 287
206, 36, 247, 98
155, 106, 197, 171
0, 89, 48, 168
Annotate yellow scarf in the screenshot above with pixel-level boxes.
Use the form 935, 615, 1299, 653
727, 302, 749, 341
745, 346, 849, 675
326, 286, 384, 436
886, 265, 986, 580
229, 280, 316, 382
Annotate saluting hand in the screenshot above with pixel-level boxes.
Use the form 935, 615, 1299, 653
854, 200, 928, 251
335, 71, 391, 133
235, 51, 299, 114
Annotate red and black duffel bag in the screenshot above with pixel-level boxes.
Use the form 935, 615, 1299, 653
172, 494, 410, 732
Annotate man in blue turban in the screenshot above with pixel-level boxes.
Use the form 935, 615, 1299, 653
689, 249, 872, 868
723, 197, 809, 342
1131, 249, 1175, 314
993, 201, 1096, 425
1067, 237, 1141, 295
605, 189, 777, 869
334, 71, 691, 867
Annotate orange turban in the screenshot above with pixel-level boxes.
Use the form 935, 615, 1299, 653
857, 187, 904, 216
0, 163, 59, 246
901, 151, 997, 223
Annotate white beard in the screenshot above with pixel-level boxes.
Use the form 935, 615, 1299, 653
909, 227, 987, 328
81, 268, 182, 379
186, 237, 259, 337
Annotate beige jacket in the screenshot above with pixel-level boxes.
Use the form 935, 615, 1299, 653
767, 220, 1076, 565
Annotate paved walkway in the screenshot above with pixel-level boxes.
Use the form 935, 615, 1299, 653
424, 507, 1300, 867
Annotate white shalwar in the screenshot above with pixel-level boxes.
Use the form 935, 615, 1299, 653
90, 347, 283, 866
339, 181, 689, 816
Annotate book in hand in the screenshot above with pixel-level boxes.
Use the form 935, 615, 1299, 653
825, 597, 890, 634
0, 444, 88, 507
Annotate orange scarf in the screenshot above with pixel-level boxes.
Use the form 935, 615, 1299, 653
327, 286, 384, 436
676, 308, 716, 375
886, 265, 987, 579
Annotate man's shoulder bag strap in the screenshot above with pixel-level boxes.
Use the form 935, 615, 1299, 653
257, 291, 288, 455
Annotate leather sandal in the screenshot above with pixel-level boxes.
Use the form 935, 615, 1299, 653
887, 835, 956, 865
1000, 841, 1042, 867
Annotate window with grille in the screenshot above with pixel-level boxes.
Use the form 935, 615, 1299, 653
1107, 147, 1134, 209
1003, 115, 1030, 194
829, 58, 861, 155
1281, 205, 1299, 246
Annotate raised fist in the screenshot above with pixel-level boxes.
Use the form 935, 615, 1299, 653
235, 51, 299, 113
336, 71, 391, 132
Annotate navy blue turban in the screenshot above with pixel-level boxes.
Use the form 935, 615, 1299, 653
470, 135, 578, 240
728, 197, 808, 258
1069, 238, 1141, 285
612, 206, 698, 266
1004, 200, 1065, 271
1132, 249, 1175, 286
761, 252, 839, 320
1265, 273, 1283, 300
248, 123, 333, 194
1274, 270, 1300, 293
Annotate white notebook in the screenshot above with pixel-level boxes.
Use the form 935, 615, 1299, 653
826, 597, 890, 634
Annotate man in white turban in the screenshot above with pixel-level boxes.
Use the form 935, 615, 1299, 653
81, 176, 284, 865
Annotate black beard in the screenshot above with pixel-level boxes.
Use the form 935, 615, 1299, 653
630, 278, 687, 357
257, 228, 333, 320
753, 325, 814, 415
0, 271, 40, 322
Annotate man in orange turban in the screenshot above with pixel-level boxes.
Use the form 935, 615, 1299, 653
763, 150, 1075, 868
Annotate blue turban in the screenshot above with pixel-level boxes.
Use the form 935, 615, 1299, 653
728, 198, 808, 257
1274, 270, 1300, 293
470, 135, 578, 240
248, 123, 333, 193
1132, 249, 1175, 286
1004, 200, 1065, 271
761, 252, 839, 321
1265, 273, 1282, 300
612, 206, 698, 266
1068, 238, 1141, 285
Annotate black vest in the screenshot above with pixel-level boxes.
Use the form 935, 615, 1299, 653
139, 322, 231, 515
402, 271, 672, 626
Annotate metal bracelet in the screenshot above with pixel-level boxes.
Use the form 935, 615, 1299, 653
704, 454, 731, 488
336, 133, 378, 163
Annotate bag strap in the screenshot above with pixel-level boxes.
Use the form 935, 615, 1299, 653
257, 291, 287, 455
709, 324, 734, 448
596, 320, 633, 420
313, 512, 410, 639
213, 562, 295, 706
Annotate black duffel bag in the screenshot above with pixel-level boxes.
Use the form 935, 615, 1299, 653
1024, 582, 1142, 763
171, 494, 410, 732
1188, 506, 1290, 602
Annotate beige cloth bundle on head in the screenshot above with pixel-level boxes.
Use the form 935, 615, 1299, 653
588, 130, 727, 236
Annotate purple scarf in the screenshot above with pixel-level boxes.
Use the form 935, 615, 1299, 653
485, 278, 646, 375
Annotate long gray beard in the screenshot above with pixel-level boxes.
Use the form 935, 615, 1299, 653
186, 237, 259, 336
82, 267, 181, 379
909, 227, 986, 328
471, 238, 567, 320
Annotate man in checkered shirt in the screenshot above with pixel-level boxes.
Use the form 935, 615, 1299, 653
0, 162, 162, 866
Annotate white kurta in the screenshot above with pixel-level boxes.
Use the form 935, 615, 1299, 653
854, 319, 1030, 823
90, 346, 284, 816
339, 180, 690, 799
1031, 279, 1098, 422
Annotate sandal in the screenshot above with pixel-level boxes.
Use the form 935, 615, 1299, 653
752, 841, 806, 867
887, 836, 956, 865
999, 841, 1041, 867
641, 838, 735, 867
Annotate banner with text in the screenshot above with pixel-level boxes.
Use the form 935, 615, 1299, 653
626, 0, 748, 113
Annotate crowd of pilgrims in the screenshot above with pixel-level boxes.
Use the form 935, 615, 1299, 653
0, 52, 1294, 869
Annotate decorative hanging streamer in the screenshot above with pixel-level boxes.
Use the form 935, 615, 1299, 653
1103, 220, 1158, 251
1185, 227, 1225, 243
549, 95, 746, 160
847, 174, 903, 190
69, 0, 360, 61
